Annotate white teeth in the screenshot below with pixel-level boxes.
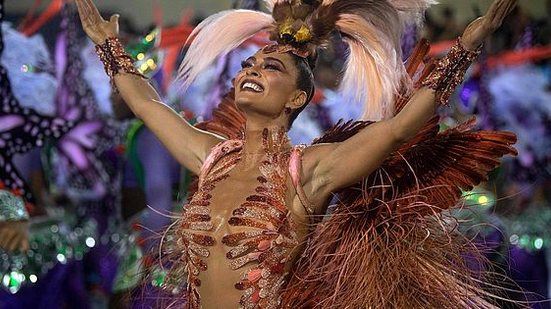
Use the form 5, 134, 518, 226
242, 82, 263, 92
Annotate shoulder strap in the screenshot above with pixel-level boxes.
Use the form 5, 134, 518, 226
289, 145, 315, 215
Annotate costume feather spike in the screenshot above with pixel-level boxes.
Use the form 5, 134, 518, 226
263, 1, 435, 120
336, 1, 404, 120
337, 16, 404, 120
281, 122, 516, 308
265, 0, 435, 120
341, 37, 388, 119
319, 0, 435, 24
177, 10, 273, 93
306, 0, 410, 120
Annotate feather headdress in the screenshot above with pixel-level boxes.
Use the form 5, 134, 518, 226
178, 0, 436, 121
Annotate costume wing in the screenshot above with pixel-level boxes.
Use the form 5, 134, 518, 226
194, 88, 246, 139
369, 117, 516, 215
281, 43, 517, 308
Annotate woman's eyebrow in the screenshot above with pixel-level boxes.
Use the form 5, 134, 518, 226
265, 57, 287, 69
245, 56, 256, 63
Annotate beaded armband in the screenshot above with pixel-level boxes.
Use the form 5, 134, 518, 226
0, 190, 29, 221
95, 37, 146, 90
421, 37, 482, 106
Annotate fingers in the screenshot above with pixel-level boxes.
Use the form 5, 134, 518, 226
486, 0, 518, 30
110, 14, 120, 26
1, 230, 17, 251
81, 0, 100, 26
485, 0, 503, 20
498, 0, 518, 22
74, 0, 90, 26
20, 238, 29, 252
6, 234, 20, 252
0, 225, 29, 252
12, 235, 27, 252
75, 0, 102, 27
75, 0, 97, 30
82, 0, 104, 22
488, 0, 514, 21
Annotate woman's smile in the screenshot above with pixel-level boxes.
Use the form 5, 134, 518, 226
240, 79, 265, 93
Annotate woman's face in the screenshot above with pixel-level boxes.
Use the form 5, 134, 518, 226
233, 49, 303, 120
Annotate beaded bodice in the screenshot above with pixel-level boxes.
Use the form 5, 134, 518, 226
177, 128, 301, 308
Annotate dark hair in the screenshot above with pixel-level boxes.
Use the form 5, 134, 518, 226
288, 53, 317, 128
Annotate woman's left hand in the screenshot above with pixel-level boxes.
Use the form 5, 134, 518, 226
460, 0, 518, 51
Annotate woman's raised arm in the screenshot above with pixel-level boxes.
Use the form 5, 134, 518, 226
74, 0, 222, 174
301, 0, 518, 211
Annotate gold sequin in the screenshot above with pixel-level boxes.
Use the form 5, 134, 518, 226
95, 37, 146, 91
169, 141, 244, 308
226, 128, 299, 308
184, 206, 210, 215
222, 230, 265, 246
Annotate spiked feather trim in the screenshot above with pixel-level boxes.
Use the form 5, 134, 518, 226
177, 10, 274, 93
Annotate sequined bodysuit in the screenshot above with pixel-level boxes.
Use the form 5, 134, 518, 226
176, 128, 310, 309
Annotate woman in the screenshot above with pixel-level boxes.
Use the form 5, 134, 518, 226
75, 0, 518, 307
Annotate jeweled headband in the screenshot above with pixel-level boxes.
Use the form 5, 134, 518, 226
261, 43, 311, 61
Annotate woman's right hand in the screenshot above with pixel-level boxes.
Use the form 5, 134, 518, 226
75, 0, 120, 44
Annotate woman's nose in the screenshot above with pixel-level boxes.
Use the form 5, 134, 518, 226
245, 67, 260, 76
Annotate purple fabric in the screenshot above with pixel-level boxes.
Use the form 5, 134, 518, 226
12, 149, 41, 183
475, 227, 550, 308
0, 115, 24, 131
123, 157, 139, 188
136, 128, 180, 252
83, 237, 119, 293
508, 246, 550, 308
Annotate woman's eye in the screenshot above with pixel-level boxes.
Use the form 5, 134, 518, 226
240, 61, 252, 69
263, 64, 280, 71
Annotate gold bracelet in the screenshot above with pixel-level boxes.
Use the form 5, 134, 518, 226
95, 37, 147, 90
420, 37, 482, 106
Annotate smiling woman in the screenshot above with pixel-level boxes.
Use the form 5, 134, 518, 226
74, 0, 520, 307
232, 51, 311, 129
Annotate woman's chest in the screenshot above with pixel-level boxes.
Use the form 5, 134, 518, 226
204, 156, 297, 229
180, 152, 303, 307
206, 169, 269, 234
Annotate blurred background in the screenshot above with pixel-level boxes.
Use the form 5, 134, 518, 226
5, 0, 551, 26
0, 0, 550, 308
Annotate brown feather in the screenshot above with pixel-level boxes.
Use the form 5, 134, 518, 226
194, 88, 246, 139
281, 41, 518, 308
